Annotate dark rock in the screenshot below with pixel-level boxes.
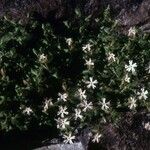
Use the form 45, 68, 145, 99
77, 127, 92, 150
1, 0, 150, 33
117, 0, 150, 33
88, 111, 150, 150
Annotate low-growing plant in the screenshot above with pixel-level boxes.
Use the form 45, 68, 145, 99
0, 7, 149, 144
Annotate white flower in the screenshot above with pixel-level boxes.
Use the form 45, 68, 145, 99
144, 122, 150, 131
57, 106, 69, 118
137, 88, 148, 100
85, 77, 98, 89
39, 53, 47, 63
125, 60, 137, 75
63, 132, 75, 144
23, 107, 33, 115
55, 117, 62, 129
92, 133, 102, 143
85, 58, 94, 68
57, 93, 68, 102
107, 52, 116, 62
95, 18, 99, 23
74, 109, 83, 120
124, 74, 130, 83
43, 98, 53, 112
128, 27, 136, 37
128, 97, 137, 109
101, 117, 107, 123
82, 43, 92, 53
100, 98, 110, 111
80, 100, 93, 112
55, 117, 70, 129
66, 38, 73, 46
78, 88, 87, 100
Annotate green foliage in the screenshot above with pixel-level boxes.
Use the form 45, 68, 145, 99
0, 8, 149, 140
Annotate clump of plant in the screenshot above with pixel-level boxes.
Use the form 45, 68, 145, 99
0, 7, 149, 144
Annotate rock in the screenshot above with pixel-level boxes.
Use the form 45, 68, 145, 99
34, 142, 85, 150
77, 127, 92, 150
88, 111, 150, 150
1, 0, 150, 33
39, 128, 91, 150
117, 0, 150, 33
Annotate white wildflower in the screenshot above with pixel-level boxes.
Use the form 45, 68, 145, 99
95, 18, 99, 22
107, 52, 116, 62
82, 43, 92, 53
55, 117, 62, 129
85, 58, 94, 68
43, 98, 53, 112
78, 88, 87, 100
85, 77, 98, 89
61, 118, 70, 129
128, 27, 136, 37
55, 117, 70, 129
101, 117, 107, 123
137, 88, 148, 100
39, 53, 47, 63
80, 100, 93, 112
23, 107, 33, 115
92, 133, 102, 143
66, 38, 73, 46
74, 109, 83, 120
63, 132, 75, 144
128, 97, 137, 109
124, 74, 130, 83
125, 60, 137, 75
144, 122, 150, 131
100, 98, 110, 111
57, 106, 69, 118
57, 93, 68, 102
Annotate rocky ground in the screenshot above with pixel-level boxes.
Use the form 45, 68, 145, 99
0, 0, 150, 33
